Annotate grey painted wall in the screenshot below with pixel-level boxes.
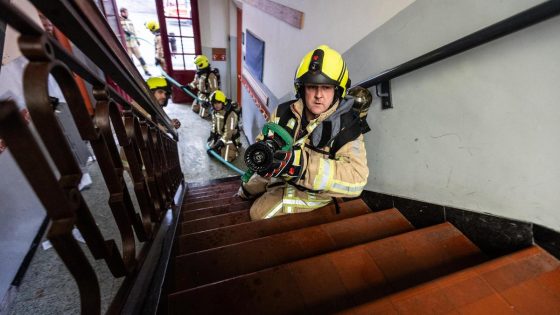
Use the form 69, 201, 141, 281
344, 0, 560, 231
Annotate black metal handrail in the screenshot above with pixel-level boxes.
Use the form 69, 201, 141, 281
353, 0, 560, 91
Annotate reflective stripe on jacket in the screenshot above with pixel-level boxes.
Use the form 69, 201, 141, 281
188, 71, 218, 94
212, 108, 239, 142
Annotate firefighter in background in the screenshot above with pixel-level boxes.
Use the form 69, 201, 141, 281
120, 7, 151, 76
238, 45, 369, 220
207, 90, 241, 162
187, 55, 219, 118
121, 76, 179, 172
145, 20, 166, 72
146, 76, 181, 129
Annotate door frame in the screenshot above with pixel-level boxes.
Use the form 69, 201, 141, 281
156, 0, 202, 103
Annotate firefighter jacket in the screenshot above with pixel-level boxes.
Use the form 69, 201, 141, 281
120, 17, 138, 48
188, 69, 218, 100
212, 106, 240, 144
240, 97, 369, 219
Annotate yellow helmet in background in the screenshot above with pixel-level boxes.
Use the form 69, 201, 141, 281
210, 90, 226, 104
145, 20, 160, 32
146, 76, 169, 91
194, 55, 210, 70
294, 45, 350, 99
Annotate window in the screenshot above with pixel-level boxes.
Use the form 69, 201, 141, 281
245, 30, 265, 81
163, 0, 196, 70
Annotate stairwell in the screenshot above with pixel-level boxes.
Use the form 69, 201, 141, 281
164, 177, 560, 314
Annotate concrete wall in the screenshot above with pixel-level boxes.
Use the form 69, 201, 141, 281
344, 0, 560, 231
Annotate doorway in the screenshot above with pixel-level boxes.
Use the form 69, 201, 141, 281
155, 0, 202, 103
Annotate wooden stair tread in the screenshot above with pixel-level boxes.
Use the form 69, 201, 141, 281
186, 176, 240, 187
182, 201, 252, 221
185, 181, 240, 194
338, 246, 560, 314
174, 208, 414, 290
177, 199, 372, 255
168, 222, 486, 314
184, 191, 242, 203
184, 185, 240, 198
183, 195, 248, 211
181, 210, 251, 234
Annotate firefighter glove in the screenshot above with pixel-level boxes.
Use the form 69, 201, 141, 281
211, 139, 224, 151
207, 132, 217, 143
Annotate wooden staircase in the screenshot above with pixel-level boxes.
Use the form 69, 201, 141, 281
164, 178, 560, 314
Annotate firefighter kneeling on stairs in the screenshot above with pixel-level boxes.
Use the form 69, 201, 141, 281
238, 45, 370, 221
207, 90, 241, 162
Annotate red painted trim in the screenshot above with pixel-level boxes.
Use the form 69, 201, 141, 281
54, 30, 95, 115
156, 0, 172, 74
240, 74, 269, 120
191, 0, 202, 55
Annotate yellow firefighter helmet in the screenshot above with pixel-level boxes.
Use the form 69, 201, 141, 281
146, 76, 169, 91
194, 55, 210, 70
145, 20, 160, 32
210, 90, 226, 104
294, 45, 350, 98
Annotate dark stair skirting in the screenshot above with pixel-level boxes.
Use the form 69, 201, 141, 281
361, 190, 559, 259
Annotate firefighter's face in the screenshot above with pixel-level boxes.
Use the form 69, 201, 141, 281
153, 89, 168, 106
39, 14, 54, 35
304, 84, 335, 116
120, 9, 128, 18
212, 101, 223, 111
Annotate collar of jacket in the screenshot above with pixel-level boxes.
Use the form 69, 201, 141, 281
290, 97, 355, 148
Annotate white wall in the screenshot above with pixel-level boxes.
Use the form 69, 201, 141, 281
228, 0, 239, 101
198, 0, 230, 95
242, 0, 415, 98
198, 0, 229, 48
344, 0, 560, 230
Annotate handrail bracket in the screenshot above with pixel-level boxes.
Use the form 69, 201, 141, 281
376, 81, 392, 110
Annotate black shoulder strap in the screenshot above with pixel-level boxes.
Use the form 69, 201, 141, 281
316, 121, 332, 148
329, 112, 362, 159
276, 100, 296, 126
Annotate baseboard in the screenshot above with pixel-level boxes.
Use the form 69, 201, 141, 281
361, 190, 557, 259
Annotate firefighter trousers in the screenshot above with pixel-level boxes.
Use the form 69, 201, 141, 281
250, 184, 333, 220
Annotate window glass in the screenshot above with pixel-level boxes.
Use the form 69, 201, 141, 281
246, 30, 265, 81
163, 0, 195, 71
166, 20, 193, 37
